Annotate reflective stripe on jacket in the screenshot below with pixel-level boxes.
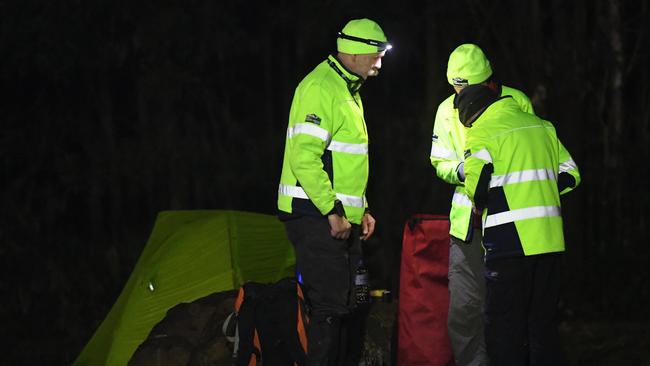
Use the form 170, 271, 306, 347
463, 96, 580, 260
430, 85, 536, 241
278, 55, 369, 224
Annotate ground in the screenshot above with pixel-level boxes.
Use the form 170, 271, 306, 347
127, 291, 650, 366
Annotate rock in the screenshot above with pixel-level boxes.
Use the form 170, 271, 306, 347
129, 290, 237, 366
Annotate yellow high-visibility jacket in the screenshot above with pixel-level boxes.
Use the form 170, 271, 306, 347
430, 85, 536, 241
278, 55, 369, 224
464, 96, 581, 260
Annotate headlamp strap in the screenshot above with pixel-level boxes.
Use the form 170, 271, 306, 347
337, 32, 389, 50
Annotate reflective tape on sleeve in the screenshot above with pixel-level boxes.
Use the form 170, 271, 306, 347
288, 123, 331, 142
452, 191, 473, 207
430, 145, 459, 160
473, 148, 493, 163
559, 158, 577, 173
335, 193, 366, 208
327, 140, 368, 155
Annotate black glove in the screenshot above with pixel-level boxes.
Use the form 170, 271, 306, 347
557, 172, 576, 192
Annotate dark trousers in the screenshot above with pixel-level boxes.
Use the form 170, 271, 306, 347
284, 216, 367, 366
484, 253, 566, 366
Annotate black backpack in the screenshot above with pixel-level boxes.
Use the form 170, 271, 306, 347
230, 277, 309, 366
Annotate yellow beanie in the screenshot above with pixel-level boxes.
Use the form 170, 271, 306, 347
446, 44, 493, 86
337, 18, 391, 54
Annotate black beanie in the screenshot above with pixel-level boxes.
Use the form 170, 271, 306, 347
457, 84, 499, 127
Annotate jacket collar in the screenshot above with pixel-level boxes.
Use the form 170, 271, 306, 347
453, 82, 503, 109
326, 54, 364, 94
471, 95, 514, 127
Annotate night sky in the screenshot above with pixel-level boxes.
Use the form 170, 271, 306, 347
3, 0, 650, 364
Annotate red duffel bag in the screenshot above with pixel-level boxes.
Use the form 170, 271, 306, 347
397, 214, 454, 366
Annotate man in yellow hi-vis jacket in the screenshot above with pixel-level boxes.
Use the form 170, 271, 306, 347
458, 84, 580, 365
277, 18, 390, 365
430, 44, 540, 366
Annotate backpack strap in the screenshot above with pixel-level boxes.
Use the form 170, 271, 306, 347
234, 283, 263, 366
296, 283, 308, 354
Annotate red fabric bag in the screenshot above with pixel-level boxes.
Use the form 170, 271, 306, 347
397, 214, 454, 366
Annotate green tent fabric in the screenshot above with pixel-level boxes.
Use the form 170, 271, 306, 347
74, 210, 296, 366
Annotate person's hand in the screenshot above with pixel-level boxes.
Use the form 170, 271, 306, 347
328, 214, 352, 240
360, 212, 376, 241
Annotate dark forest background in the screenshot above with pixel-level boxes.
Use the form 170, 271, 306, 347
2, 0, 650, 364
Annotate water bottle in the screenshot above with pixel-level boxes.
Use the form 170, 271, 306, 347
354, 260, 370, 305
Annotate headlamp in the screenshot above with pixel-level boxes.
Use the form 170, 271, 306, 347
337, 32, 392, 52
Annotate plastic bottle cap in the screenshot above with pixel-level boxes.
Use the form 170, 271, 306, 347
370, 289, 387, 297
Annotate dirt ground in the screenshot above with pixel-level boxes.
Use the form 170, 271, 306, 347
364, 301, 650, 366
127, 291, 650, 366
560, 319, 650, 366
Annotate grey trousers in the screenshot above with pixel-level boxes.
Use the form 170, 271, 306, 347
448, 229, 489, 366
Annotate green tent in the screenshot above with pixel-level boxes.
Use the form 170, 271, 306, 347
74, 210, 296, 366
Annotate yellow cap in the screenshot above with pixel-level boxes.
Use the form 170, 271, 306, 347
446, 44, 492, 86
337, 18, 391, 54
